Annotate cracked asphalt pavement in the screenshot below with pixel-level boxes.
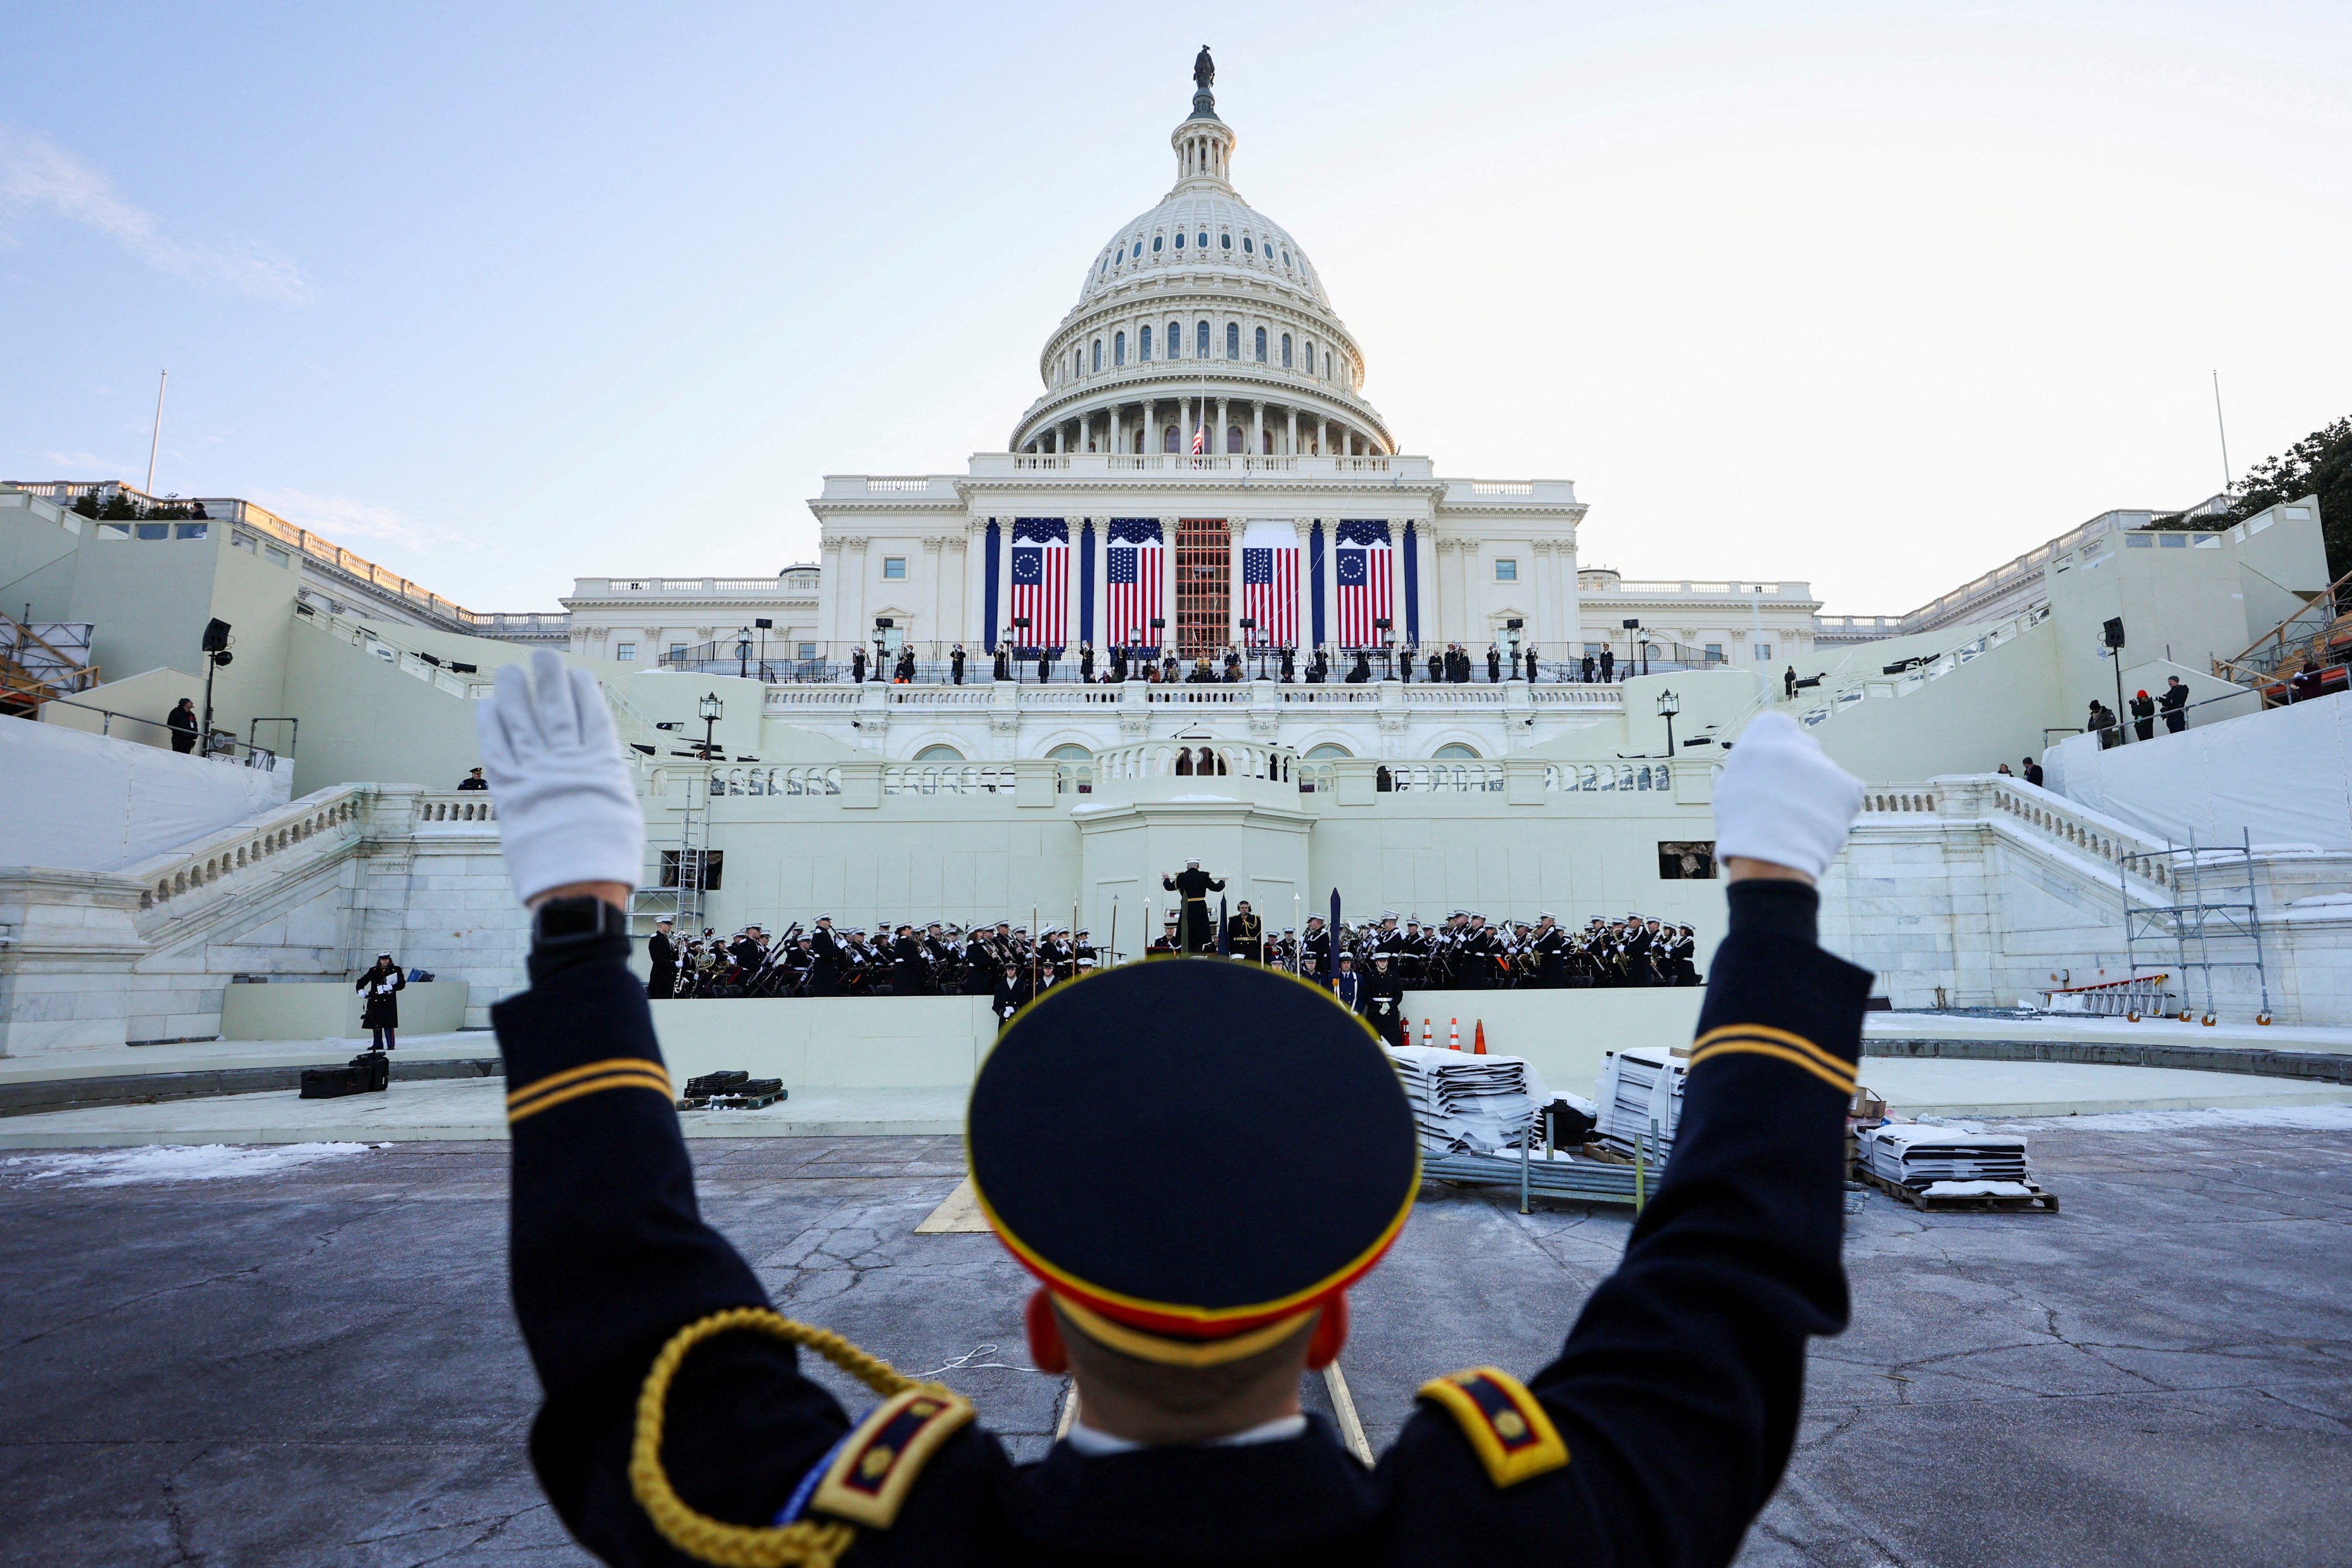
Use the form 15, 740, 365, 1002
1, 1121, 2346, 1566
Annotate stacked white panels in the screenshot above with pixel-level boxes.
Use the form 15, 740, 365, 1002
1385, 1046, 1551, 1154
1593, 1049, 1686, 1158
1860, 1125, 2032, 1196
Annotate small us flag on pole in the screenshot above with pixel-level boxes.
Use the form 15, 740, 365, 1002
1191, 422, 1206, 455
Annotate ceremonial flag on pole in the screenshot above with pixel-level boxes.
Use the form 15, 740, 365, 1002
1327, 889, 1342, 983
1010, 517, 1069, 650
1217, 895, 1230, 956
1106, 518, 1163, 650
1239, 521, 1298, 648
1191, 422, 1206, 455
1334, 520, 1393, 649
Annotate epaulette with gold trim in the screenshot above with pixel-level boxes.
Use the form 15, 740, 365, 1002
1416, 1367, 1569, 1487
809, 1385, 976, 1528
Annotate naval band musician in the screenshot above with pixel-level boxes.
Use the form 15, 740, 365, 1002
478, 648, 1871, 1567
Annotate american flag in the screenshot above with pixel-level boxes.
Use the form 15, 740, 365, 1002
1191, 421, 1206, 455
1334, 520, 1392, 648
1010, 517, 1067, 649
1106, 518, 1162, 648
1240, 522, 1297, 647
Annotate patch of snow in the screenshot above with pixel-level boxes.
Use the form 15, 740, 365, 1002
1992, 1104, 2352, 1133
1921, 1179, 2036, 1198
1, 1142, 373, 1188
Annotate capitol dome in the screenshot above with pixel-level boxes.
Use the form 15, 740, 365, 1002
1010, 54, 1393, 459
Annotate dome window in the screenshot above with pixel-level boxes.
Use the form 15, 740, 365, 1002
1169, 320, 1181, 357
1254, 327, 1267, 362
1092, 339, 1102, 372
1196, 320, 1210, 358
1140, 325, 1153, 361
1133, 240, 1142, 258
1242, 237, 1254, 254
1152, 235, 1163, 253
1173, 231, 1184, 249
1114, 331, 1126, 366
1099, 256, 1108, 276
1221, 233, 1232, 250
1282, 249, 1291, 266
1281, 333, 1292, 368
1225, 322, 1239, 359
1196, 231, 1208, 248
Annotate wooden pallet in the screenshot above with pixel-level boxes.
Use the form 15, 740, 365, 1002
1855, 1166, 2059, 1214
676, 1090, 787, 1111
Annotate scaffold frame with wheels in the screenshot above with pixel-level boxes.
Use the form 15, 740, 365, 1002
2118, 829, 2274, 1026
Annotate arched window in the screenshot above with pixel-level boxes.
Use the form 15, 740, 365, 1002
1281, 333, 1292, 367
1254, 326, 1267, 362
1434, 743, 1480, 760
1152, 235, 1163, 252
1196, 320, 1210, 357
1196, 231, 1208, 248
1242, 237, 1254, 254
1132, 240, 1142, 258
1114, 331, 1126, 366
913, 744, 964, 762
1303, 743, 1351, 760
1282, 249, 1291, 266
1045, 743, 1092, 761
1226, 322, 1239, 359
1140, 325, 1152, 360
1220, 233, 1232, 250
1168, 320, 1181, 357
1226, 426, 1243, 453
1173, 231, 1185, 249
1163, 425, 1179, 453
1092, 339, 1102, 371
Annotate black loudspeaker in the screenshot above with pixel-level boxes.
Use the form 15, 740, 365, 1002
2103, 617, 2126, 650
202, 617, 232, 652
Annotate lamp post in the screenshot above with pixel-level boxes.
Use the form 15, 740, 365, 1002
735, 626, 752, 680
1239, 617, 1260, 678
698, 691, 723, 759
1621, 617, 1639, 679
1374, 617, 1393, 679
872, 617, 893, 683
199, 617, 233, 758
1657, 688, 1680, 758
1012, 617, 1030, 686
1149, 616, 1165, 662
754, 617, 772, 682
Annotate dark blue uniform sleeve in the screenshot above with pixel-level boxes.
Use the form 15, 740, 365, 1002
495, 934, 852, 1564
1382, 879, 1869, 1568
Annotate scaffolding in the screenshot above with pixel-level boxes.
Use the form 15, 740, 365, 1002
2118, 829, 2273, 1025
629, 772, 713, 933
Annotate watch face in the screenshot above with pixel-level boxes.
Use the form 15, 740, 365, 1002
537, 899, 604, 940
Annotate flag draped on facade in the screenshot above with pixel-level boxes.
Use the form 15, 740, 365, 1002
1105, 517, 1163, 649
1010, 517, 1068, 650
1239, 520, 1298, 647
1334, 520, 1393, 648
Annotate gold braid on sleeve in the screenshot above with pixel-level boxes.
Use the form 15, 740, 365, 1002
629, 1306, 933, 1567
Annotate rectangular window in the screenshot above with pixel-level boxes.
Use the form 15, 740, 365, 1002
1584, 642, 1602, 656
616, 643, 636, 662
669, 643, 687, 661
1494, 558, 1517, 582
2125, 533, 2154, 547
98, 522, 131, 539
136, 522, 169, 540
2159, 532, 2188, 547
882, 557, 907, 580
175, 522, 208, 540
1754, 643, 1772, 661
265, 545, 290, 566
1658, 841, 1717, 879
1705, 643, 1724, 662
798, 642, 817, 660
231, 534, 256, 553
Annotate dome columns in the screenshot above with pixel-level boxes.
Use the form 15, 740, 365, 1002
1016, 394, 1382, 458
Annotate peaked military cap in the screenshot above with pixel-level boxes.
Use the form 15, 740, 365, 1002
968, 959, 1418, 1362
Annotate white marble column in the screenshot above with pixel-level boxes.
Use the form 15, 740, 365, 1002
1285, 405, 1297, 456
1159, 515, 1179, 656
1217, 396, 1229, 455
1252, 401, 1264, 455
1292, 517, 1312, 651
1225, 516, 1245, 650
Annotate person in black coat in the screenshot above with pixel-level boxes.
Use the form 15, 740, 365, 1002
1487, 646, 1503, 683
990, 963, 1032, 1028
458, 767, 489, 791
1427, 650, 1443, 682
1599, 647, 1616, 682
1160, 860, 1226, 953
2158, 675, 2189, 733
167, 697, 199, 754
1080, 644, 1095, 682
646, 919, 678, 999
1280, 647, 1295, 683
849, 647, 866, 683
1581, 652, 1596, 683
950, 645, 965, 685
357, 954, 405, 1051
2129, 689, 2156, 741
992, 647, 1009, 681
808, 917, 848, 997
1362, 953, 1407, 1046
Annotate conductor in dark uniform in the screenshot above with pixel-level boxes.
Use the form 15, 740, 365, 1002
475, 643, 1871, 1568
646, 918, 678, 999
1225, 899, 1264, 963
1364, 952, 1407, 1047
1160, 859, 1225, 953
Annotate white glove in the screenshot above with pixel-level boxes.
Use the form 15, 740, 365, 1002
1713, 712, 1864, 880
476, 649, 645, 905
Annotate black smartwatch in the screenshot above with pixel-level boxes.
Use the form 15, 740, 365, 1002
532, 895, 628, 949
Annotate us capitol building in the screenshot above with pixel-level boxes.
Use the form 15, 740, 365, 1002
555, 53, 1826, 762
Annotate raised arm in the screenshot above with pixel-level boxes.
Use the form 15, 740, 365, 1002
481, 652, 849, 1563
1383, 714, 1867, 1567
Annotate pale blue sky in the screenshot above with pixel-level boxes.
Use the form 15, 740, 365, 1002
5, 2, 2347, 616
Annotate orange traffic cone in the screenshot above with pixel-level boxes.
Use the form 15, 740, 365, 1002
1420, 1017, 1432, 1049
1449, 1017, 1461, 1052
1473, 1019, 1487, 1056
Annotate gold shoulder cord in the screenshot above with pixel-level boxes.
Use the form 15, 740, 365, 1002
630, 1306, 937, 1568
